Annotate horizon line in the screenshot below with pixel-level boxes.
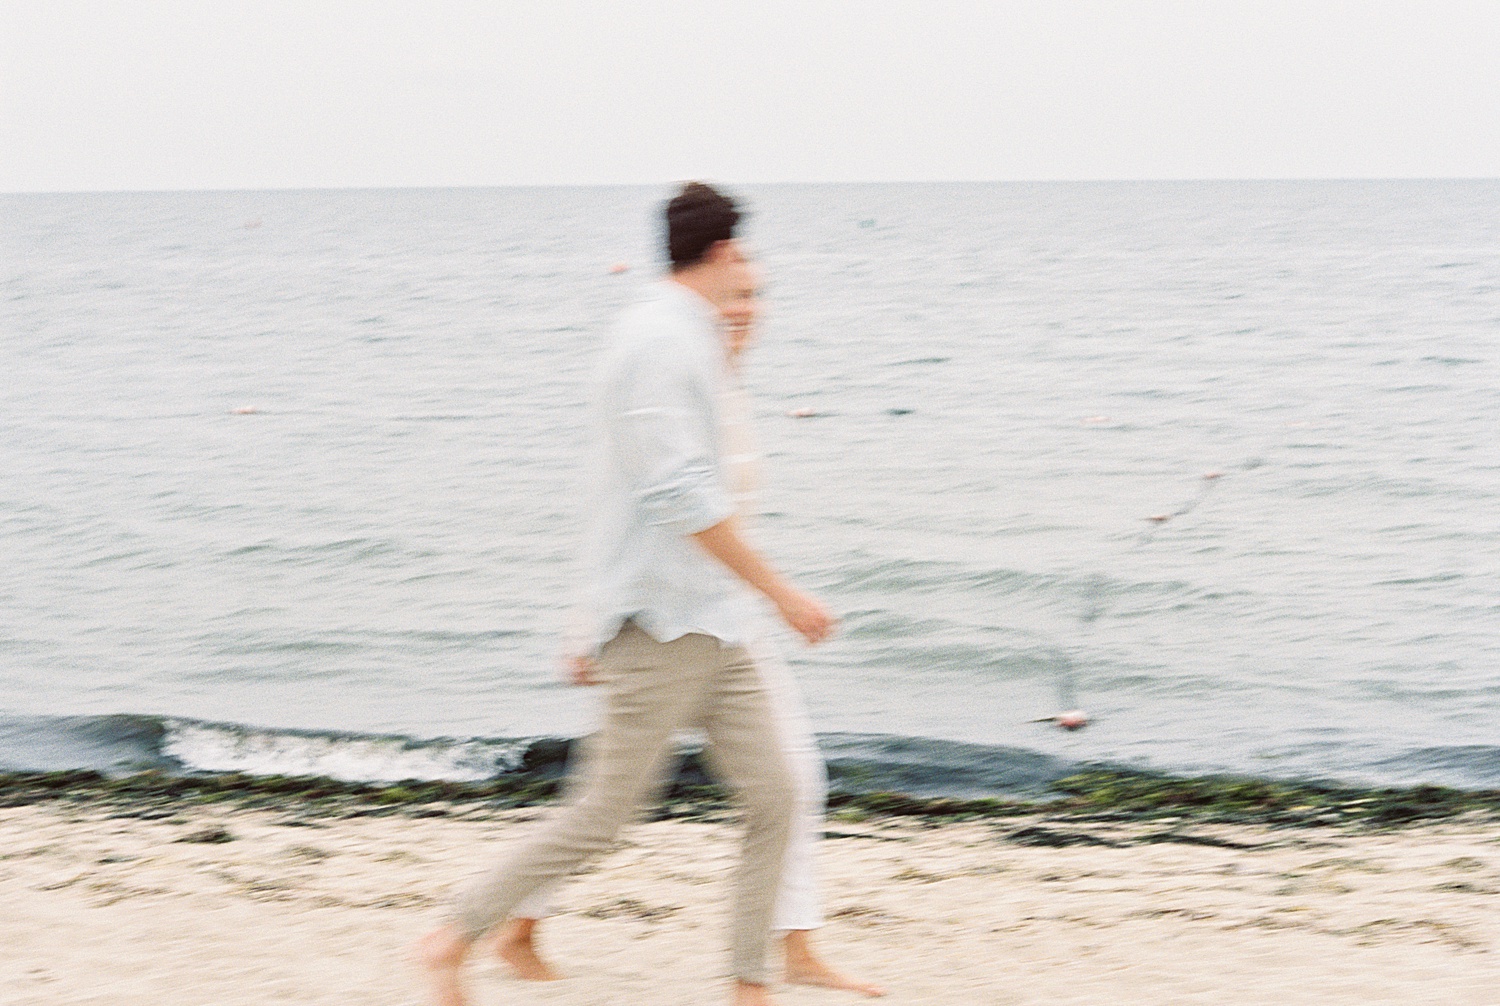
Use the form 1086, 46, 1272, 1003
4, 175, 1498, 197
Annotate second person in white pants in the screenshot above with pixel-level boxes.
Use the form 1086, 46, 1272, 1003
491, 263, 883, 998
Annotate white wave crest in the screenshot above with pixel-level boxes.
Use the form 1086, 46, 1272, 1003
160, 719, 527, 783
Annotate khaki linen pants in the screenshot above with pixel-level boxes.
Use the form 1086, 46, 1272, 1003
453, 621, 797, 985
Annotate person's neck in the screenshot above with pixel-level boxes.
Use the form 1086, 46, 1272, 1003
668, 268, 718, 311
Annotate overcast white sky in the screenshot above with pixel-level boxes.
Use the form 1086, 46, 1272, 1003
3, 1, 1498, 192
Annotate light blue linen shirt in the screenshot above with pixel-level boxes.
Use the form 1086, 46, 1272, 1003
569, 280, 760, 654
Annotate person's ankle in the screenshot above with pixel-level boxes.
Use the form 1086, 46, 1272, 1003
417, 925, 472, 966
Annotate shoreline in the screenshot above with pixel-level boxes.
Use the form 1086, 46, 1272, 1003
4, 762, 1498, 830
8, 713, 1499, 801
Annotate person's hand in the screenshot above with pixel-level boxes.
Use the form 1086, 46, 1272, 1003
565, 653, 600, 686
770, 586, 837, 645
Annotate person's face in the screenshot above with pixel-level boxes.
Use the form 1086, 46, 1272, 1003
719, 263, 762, 361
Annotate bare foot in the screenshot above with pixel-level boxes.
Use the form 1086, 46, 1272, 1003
493, 917, 563, 981
415, 925, 472, 1006
786, 958, 887, 997
783, 930, 886, 997
733, 980, 778, 1005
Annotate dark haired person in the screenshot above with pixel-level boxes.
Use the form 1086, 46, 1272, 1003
419, 183, 837, 1006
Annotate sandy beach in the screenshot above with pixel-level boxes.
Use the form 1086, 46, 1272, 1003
3, 789, 1497, 1006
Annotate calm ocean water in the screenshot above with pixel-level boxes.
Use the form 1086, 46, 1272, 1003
2, 182, 1497, 792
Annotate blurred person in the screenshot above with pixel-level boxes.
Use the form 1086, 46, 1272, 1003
490, 268, 884, 998
418, 183, 839, 1006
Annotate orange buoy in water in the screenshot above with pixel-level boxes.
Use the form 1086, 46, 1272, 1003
608, 262, 630, 275
1029, 710, 1091, 731
1055, 710, 1089, 731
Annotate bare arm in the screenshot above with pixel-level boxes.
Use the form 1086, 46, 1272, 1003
691, 517, 835, 645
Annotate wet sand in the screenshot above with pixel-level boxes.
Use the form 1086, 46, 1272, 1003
3, 796, 1497, 1005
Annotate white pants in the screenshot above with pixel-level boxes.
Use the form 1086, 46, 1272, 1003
513, 635, 826, 931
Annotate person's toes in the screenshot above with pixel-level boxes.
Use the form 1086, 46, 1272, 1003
787, 963, 886, 997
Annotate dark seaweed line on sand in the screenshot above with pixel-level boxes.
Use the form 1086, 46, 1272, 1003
2, 763, 1497, 830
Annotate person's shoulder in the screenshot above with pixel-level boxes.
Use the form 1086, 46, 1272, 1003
615, 282, 664, 316
610, 283, 694, 353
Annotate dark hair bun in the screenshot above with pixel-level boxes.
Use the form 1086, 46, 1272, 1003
666, 182, 741, 268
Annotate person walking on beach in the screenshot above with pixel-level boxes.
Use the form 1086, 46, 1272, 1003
419, 182, 838, 1006
487, 266, 884, 998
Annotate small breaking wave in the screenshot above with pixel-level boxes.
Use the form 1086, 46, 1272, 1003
0, 714, 529, 784
159, 720, 530, 783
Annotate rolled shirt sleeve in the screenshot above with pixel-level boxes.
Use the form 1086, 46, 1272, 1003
617, 345, 735, 534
